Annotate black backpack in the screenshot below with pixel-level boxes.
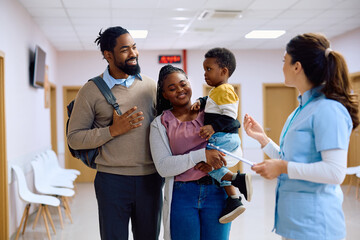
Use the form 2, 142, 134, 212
66, 76, 122, 169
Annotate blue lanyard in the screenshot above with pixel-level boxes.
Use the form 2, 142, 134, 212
279, 95, 315, 154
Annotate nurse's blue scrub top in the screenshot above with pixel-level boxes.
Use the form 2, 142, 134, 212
274, 87, 352, 240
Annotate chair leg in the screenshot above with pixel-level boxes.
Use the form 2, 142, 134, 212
45, 205, 56, 234
41, 206, 52, 240
346, 176, 353, 195
15, 204, 30, 240
356, 178, 360, 200
33, 205, 42, 229
64, 197, 71, 213
22, 203, 31, 234
62, 196, 73, 223
57, 206, 64, 229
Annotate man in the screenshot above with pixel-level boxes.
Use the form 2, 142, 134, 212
67, 26, 163, 240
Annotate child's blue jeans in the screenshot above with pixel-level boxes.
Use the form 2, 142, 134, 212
208, 132, 241, 187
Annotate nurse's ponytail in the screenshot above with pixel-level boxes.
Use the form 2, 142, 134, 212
286, 33, 359, 129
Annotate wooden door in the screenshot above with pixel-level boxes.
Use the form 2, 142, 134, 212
203, 84, 243, 172
50, 83, 58, 154
263, 84, 298, 158
0, 51, 9, 240
63, 86, 96, 182
345, 73, 360, 184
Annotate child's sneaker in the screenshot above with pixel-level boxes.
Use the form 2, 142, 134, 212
231, 171, 253, 202
219, 197, 245, 224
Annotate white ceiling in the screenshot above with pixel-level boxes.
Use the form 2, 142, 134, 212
17, 0, 360, 51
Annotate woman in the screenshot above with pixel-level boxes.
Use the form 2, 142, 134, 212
149, 65, 231, 240
244, 33, 359, 240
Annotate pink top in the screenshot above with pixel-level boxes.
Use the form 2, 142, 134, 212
161, 110, 208, 181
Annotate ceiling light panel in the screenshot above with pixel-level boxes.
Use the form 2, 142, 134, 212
128, 30, 148, 39
245, 30, 286, 39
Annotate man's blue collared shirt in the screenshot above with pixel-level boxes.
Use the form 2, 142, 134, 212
102, 66, 142, 89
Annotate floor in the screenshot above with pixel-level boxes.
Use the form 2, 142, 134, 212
12, 176, 360, 240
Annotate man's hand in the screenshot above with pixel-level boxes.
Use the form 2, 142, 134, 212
109, 106, 144, 137
199, 125, 215, 141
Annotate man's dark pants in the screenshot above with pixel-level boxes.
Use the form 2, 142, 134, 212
94, 171, 163, 240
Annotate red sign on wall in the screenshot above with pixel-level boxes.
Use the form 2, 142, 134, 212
158, 55, 182, 64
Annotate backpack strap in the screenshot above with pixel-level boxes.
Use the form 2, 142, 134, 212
90, 76, 122, 115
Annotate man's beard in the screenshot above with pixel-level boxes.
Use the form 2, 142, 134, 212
115, 57, 141, 76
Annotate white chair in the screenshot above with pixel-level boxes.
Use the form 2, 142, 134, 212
345, 166, 360, 195
45, 149, 80, 177
31, 160, 75, 224
36, 153, 76, 189
12, 165, 62, 240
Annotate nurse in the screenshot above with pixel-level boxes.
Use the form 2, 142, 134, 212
243, 33, 359, 240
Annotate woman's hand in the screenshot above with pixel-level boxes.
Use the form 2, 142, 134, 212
243, 114, 270, 148
251, 159, 288, 179
199, 125, 215, 141
205, 149, 226, 170
195, 162, 213, 173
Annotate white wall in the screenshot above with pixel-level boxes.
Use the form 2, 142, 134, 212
331, 27, 360, 74
0, 0, 58, 237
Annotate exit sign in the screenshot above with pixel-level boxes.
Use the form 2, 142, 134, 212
158, 55, 182, 64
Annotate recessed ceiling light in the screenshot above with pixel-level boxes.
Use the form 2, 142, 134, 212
245, 30, 285, 39
129, 30, 148, 39
172, 17, 189, 21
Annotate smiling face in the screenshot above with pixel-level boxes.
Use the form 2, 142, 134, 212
203, 57, 228, 87
162, 72, 192, 108
105, 33, 140, 77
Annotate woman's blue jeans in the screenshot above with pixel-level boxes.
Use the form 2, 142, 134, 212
170, 180, 231, 240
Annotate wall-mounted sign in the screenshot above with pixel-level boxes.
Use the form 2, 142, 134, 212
158, 55, 182, 64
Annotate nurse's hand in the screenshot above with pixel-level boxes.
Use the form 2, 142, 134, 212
243, 114, 270, 148
252, 159, 288, 179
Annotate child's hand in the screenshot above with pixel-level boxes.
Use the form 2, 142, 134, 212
195, 162, 213, 173
191, 100, 201, 111
199, 125, 215, 141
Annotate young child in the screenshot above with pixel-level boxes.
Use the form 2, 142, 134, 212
192, 47, 253, 223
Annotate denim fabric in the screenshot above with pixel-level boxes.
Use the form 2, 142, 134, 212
208, 132, 240, 186
94, 171, 163, 240
208, 132, 240, 152
208, 167, 231, 187
170, 181, 231, 240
